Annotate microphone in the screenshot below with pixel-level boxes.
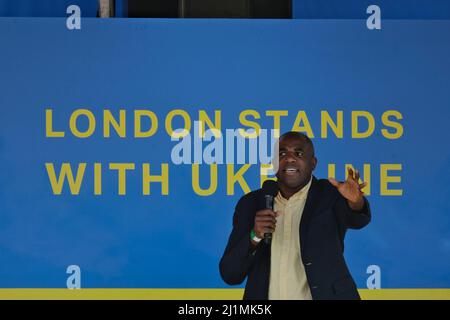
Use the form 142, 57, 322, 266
261, 180, 278, 245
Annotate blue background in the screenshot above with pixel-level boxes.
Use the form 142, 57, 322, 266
0, 17, 449, 288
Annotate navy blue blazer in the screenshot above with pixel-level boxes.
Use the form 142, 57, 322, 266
219, 176, 371, 300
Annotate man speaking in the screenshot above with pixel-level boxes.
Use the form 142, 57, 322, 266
219, 131, 371, 300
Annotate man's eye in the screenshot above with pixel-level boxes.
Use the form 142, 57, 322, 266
296, 152, 304, 157
279, 152, 286, 157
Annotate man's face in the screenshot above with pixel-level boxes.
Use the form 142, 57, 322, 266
275, 135, 317, 190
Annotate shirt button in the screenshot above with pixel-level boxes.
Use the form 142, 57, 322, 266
305, 262, 312, 266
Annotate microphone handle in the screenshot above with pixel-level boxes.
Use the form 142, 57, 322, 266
264, 195, 274, 244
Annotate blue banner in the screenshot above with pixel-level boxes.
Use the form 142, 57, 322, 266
0, 18, 449, 289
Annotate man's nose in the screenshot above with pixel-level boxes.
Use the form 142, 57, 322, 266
285, 152, 297, 163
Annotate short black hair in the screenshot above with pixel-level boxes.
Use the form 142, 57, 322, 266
279, 131, 315, 156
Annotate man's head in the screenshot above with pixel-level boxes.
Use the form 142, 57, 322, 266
275, 131, 317, 193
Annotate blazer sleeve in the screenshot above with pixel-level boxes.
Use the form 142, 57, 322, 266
333, 193, 371, 230
219, 194, 260, 285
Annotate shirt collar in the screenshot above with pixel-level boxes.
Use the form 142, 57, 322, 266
276, 175, 313, 204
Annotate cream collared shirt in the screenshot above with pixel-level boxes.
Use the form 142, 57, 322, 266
268, 176, 313, 300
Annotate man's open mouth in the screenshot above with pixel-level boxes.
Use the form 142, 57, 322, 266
283, 167, 300, 174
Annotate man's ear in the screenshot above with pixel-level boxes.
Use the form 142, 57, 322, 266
312, 156, 318, 171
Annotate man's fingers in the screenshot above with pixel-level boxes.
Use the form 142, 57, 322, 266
255, 216, 277, 223
256, 222, 276, 235
262, 225, 276, 232
258, 222, 276, 229
359, 181, 367, 189
255, 216, 276, 221
255, 209, 276, 217
347, 167, 354, 181
355, 170, 360, 182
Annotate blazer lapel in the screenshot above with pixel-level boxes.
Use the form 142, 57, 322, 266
299, 176, 320, 253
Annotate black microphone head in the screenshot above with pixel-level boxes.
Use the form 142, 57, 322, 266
262, 180, 278, 197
